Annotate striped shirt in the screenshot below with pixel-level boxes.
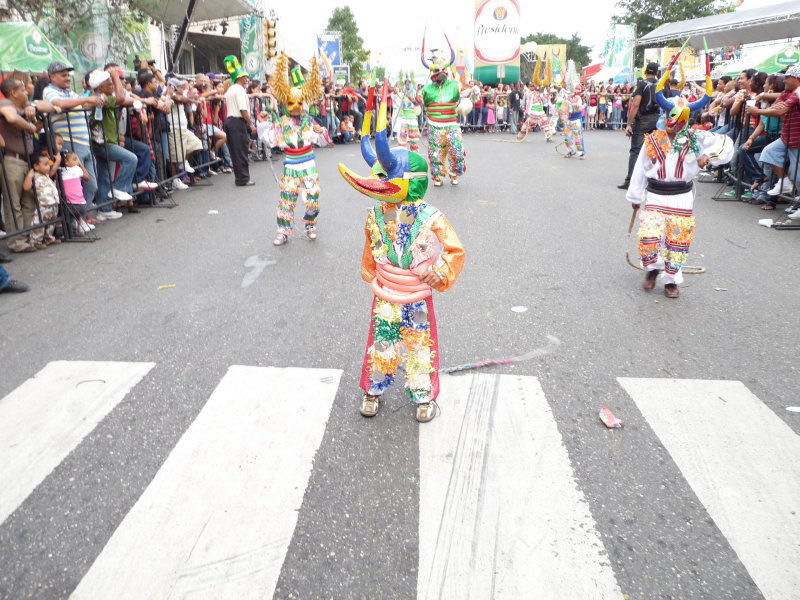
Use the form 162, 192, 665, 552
43, 84, 90, 147
421, 80, 460, 125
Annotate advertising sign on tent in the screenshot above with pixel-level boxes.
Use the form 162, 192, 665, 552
0, 22, 71, 73
473, 0, 521, 84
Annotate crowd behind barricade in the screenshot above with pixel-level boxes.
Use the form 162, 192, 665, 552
2, 58, 798, 294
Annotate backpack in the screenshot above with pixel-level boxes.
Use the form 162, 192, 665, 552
639, 79, 659, 115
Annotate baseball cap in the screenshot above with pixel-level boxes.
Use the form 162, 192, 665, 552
645, 62, 659, 74
167, 77, 186, 88
786, 64, 800, 79
47, 61, 74, 75
88, 69, 111, 89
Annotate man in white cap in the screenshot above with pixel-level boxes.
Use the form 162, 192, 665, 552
88, 67, 136, 220
747, 64, 800, 206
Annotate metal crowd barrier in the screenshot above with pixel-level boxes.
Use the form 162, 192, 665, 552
0, 118, 68, 245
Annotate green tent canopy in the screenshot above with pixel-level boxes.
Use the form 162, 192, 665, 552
0, 22, 71, 73
719, 44, 800, 78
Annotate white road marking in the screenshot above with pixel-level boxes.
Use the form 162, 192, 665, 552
71, 365, 341, 600
0, 360, 155, 525
619, 378, 800, 600
419, 373, 623, 599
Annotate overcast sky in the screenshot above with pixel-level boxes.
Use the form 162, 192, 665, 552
267, 0, 783, 71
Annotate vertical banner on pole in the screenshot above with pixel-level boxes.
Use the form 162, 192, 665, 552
316, 32, 341, 80
473, 0, 521, 84
240, 14, 265, 81
603, 23, 635, 83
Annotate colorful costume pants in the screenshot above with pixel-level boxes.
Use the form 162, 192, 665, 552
562, 115, 585, 157
360, 296, 440, 404
522, 112, 556, 138
397, 115, 421, 153
277, 157, 320, 234
427, 123, 466, 179
638, 202, 695, 286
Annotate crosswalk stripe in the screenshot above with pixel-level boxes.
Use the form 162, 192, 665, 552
70, 365, 341, 600
619, 378, 800, 600
419, 373, 623, 599
0, 360, 155, 526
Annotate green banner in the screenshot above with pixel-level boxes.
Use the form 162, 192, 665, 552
239, 15, 265, 82
0, 22, 71, 73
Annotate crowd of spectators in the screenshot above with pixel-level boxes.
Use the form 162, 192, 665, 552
2, 58, 799, 295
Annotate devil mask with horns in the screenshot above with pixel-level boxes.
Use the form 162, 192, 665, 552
656, 41, 713, 133
339, 79, 429, 204
420, 28, 455, 85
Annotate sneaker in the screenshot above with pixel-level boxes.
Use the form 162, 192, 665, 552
273, 233, 288, 246
450, 177, 459, 186
432, 178, 443, 187
723, 189, 737, 197
784, 200, 800, 214
80, 221, 92, 233
183, 161, 195, 174
0, 279, 29, 293
360, 394, 379, 417
221, 166, 232, 174
96, 210, 123, 221
767, 177, 790, 196
788, 208, 800, 220
134, 181, 159, 191
305, 224, 317, 240
108, 189, 133, 201
416, 401, 437, 423
172, 179, 189, 190
208, 168, 219, 176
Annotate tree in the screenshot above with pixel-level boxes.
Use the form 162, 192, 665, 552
326, 6, 369, 83
614, 0, 734, 65
374, 65, 386, 80
520, 32, 592, 71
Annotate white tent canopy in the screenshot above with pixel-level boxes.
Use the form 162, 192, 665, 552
141, 0, 255, 27
638, 1, 800, 49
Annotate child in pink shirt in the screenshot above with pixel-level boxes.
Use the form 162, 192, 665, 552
61, 152, 94, 235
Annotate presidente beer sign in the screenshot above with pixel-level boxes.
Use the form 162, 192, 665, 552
474, 0, 520, 83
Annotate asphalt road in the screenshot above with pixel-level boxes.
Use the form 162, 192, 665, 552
1, 127, 798, 600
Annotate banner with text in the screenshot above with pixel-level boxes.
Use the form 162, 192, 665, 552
474, 0, 520, 84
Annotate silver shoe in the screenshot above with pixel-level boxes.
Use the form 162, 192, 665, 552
360, 394, 379, 417
305, 224, 317, 240
273, 233, 288, 246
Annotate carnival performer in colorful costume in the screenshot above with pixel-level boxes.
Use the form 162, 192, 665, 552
519, 86, 556, 141
626, 48, 732, 298
395, 80, 421, 152
417, 31, 466, 186
562, 86, 586, 158
270, 54, 323, 246
338, 80, 465, 422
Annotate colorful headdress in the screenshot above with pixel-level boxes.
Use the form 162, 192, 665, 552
271, 53, 323, 116
338, 78, 429, 203
656, 38, 713, 131
223, 55, 248, 83
420, 27, 455, 80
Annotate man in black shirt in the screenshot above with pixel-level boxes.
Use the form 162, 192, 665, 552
618, 62, 661, 189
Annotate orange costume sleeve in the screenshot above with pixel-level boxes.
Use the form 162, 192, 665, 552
429, 214, 465, 292
361, 221, 377, 283
360, 213, 465, 292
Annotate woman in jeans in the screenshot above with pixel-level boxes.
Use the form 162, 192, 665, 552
611, 87, 623, 130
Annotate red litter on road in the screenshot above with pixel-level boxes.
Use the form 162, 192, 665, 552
599, 406, 624, 428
